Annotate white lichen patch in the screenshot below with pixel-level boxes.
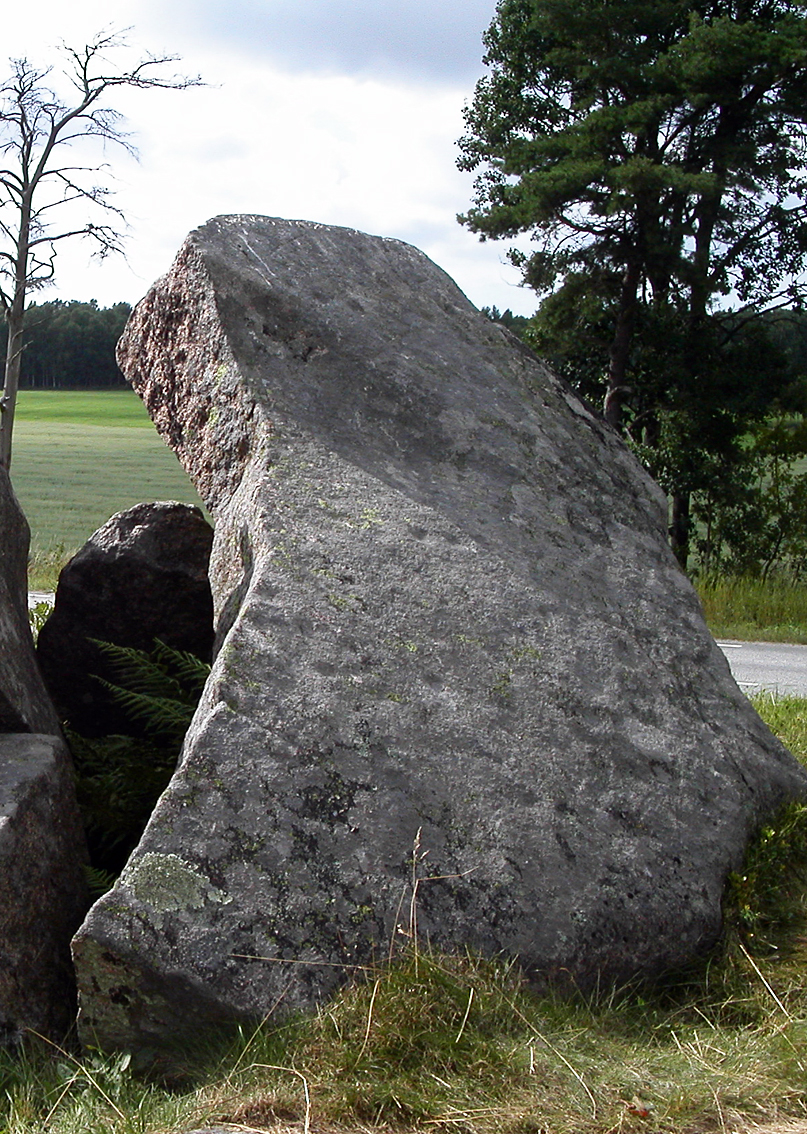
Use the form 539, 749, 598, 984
121, 853, 232, 912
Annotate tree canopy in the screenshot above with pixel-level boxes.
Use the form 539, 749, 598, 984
459, 0, 807, 565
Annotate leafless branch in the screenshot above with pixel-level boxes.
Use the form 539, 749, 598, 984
0, 28, 203, 469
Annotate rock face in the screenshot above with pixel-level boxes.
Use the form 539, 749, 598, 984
0, 734, 88, 1040
0, 466, 59, 733
36, 502, 214, 736
73, 215, 807, 1054
0, 469, 88, 1039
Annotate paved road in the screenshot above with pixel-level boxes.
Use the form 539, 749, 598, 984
717, 639, 807, 698
27, 590, 55, 610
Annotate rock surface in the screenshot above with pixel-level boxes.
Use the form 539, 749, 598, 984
0, 466, 59, 733
0, 734, 88, 1040
36, 502, 214, 736
74, 215, 807, 1055
0, 469, 88, 1038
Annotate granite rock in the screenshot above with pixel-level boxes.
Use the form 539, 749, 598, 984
73, 216, 807, 1054
0, 469, 88, 1037
0, 734, 88, 1039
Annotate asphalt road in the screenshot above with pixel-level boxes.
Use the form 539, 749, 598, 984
717, 639, 807, 698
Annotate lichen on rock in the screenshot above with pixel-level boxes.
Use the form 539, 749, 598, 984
72, 215, 807, 1056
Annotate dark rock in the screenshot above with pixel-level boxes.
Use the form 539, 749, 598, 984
73, 216, 807, 1055
0, 470, 88, 1038
36, 502, 214, 736
0, 466, 59, 733
0, 733, 88, 1039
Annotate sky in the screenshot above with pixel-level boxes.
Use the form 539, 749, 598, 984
0, 0, 539, 317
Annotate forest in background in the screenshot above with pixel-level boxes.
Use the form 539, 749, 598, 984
1, 299, 131, 390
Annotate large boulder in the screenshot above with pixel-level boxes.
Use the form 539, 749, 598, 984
0, 466, 59, 733
73, 216, 807, 1055
36, 501, 214, 736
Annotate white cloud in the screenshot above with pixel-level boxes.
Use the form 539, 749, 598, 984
0, 0, 539, 318
142, 0, 498, 84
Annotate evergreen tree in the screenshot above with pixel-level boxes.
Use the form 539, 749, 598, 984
0, 299, 131, 388
459, 0, 807, 564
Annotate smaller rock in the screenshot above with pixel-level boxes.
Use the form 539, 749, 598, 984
0, 467, 59, 734
36, 502, 214, 736
0, 734, 88, 1039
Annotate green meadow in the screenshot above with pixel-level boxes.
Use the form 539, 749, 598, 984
11, 390, 206, 587
12, 389, 807, 642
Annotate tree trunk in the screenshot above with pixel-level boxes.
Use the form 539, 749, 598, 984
0, 210, 31, 472
604, 261, 640, 429
0, 306, 24, 471
670, 492, 691, 570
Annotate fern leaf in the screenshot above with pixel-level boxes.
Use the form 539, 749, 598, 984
84, 864, 117, 899
151, 639, 211, 698
90, 639, 185, 701
94, 682, 197, 741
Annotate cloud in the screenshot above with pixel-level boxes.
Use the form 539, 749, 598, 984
141, 0, 497, 84
0, 0, 539, 318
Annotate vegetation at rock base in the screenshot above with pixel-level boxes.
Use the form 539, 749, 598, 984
67, 639, 210, 890
0, 692, 804, 1133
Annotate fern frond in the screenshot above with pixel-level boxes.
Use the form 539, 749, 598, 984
69, 637, 211, 884
90, 639, 183, 700
91, 638, 210, 706
84, 864, 117, 899
94, 682, 197, 741
151, 639, 211, 699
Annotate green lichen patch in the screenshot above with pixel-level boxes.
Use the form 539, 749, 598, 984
121, 853, 232, 913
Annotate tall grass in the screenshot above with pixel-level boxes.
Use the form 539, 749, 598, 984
697, 574, 807, 642
6, 920, 807, 1134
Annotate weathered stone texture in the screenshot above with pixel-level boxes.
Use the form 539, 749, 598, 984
36, 501, 214, 736
0, 466, 59, 733
73, 215, 807, 1054
0, 734, 88, 1039
0, 469, 88, 1038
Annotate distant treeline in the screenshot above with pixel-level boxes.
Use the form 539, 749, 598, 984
0, 299, 132, 389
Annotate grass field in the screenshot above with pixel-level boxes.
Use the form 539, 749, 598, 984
11, 390, 206, 587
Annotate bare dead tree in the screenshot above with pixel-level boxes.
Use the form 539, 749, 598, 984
0, 31, 202, 470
